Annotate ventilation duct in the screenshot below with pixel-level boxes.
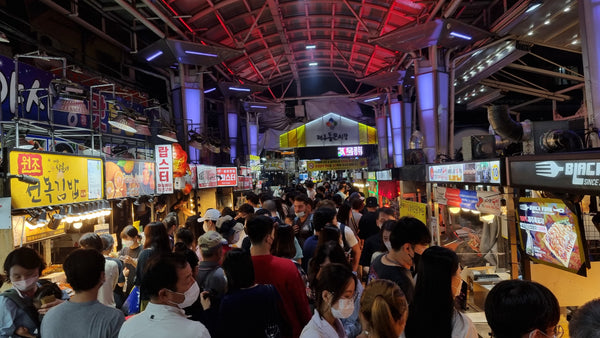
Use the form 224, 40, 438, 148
540, 129, 584, 153
487, 105, 529, 142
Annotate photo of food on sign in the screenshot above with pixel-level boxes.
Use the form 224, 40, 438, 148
518, 198, 583, 270
105, 160, 155, 198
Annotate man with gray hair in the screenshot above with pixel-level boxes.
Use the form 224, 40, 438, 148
262, 199, 281, 219
196, 231, 227, 309
569, 298, 600, 338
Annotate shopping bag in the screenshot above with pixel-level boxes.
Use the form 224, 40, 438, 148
123, 286, 140, 315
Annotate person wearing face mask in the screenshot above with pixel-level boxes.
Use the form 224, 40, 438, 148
301, 263, 357, 338
1, 247, 66, 338
359, 209, 396, 277
41, 249, 125, 338
367, 217, 431, 305
248, 215, 312, 338
217, 216, 244, 255
119, 225, 142, 296
404, 246, 477, 338
293, 194, 315, 247
118, 253, 210, 338
198, 208, 221, 233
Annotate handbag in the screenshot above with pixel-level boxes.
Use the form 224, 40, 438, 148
264, 284, 282, 338
122, 285, 140, 315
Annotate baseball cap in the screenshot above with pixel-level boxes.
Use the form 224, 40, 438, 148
365, 197, 378, 208
216, 215, 233, 229
198, 208, 221, 222
349, 192, 365, 201
198, 231, 225, 250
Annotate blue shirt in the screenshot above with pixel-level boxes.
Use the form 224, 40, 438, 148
301, 235, 319, 272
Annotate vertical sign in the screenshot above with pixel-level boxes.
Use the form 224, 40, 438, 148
155, 145, 173, 194
87, 159, 103, 199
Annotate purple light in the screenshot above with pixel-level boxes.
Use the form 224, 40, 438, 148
450, 31, 472, 40
204, 87, 216, 94
185, 50, 218, 57
364, 97, 380, 103
228, 87, 250, 92
146, 51, 163, 61
250, 105, 267, 109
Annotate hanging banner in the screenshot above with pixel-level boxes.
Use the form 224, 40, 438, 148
434, 187, 501, 215
216, 167, 238, 187
428, 160, 501, 184
197, 165, 217, 188
105, 160, 156, 198
9, 151, 103, 209
190, 164, 198, 189
155, 145, 173, 194
307, 158, 368, 171
263, 159, 285, 171
399, 199, 427, 224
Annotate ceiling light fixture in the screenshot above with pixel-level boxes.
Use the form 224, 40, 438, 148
308, 62, 318, 66
364, 97, 380, 103
228, 87, 250, 92
250, 105, 267, 109
306, 45, 316, 49
525, 1, 543, 13
204, 87, 216, 93
157, 128, 178, 142
184, 50, 218, 57
146, 51, 163, 61
449, 31, 472, 40
108, 113, 137, 133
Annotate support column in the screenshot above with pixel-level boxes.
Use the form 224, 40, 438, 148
376, 104, 389, 169
389, 97, 404, 167
580, 0, 600, 146
179, 65, 203, 163
247, 112, 258, 158
225, 96, 238, 164
415, 47, 449, 162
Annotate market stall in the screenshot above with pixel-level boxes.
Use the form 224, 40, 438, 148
427, 159, 508, 311
506, 152, 600, 307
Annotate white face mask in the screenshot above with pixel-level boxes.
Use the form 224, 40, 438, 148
13, 275, 38, 292
384, 241, 392, 252
122, 240, 134, 248
296, 211, 306, 218
331, 298, 354, 319
169, 281, 200, 309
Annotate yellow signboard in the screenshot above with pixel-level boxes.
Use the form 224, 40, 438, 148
399, 199, 427, 224
306, 158, 368, 171
10, 151, 104, 209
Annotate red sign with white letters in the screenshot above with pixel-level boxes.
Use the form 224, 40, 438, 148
216, 167, 238, 187
155, 145, 173, 194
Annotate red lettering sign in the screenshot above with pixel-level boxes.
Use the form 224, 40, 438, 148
18, 154, 43, 176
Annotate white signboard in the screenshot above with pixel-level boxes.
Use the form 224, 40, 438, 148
197, 165, 218, 188
155, 144, 173, 194
87, 159, 103, 199
306, 113, 360, 147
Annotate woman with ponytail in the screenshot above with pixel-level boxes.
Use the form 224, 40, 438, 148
357, 279, 408, 338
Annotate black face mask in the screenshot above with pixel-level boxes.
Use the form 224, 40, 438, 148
411, 252, 422, 276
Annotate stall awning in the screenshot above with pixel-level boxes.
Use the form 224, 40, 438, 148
280, 112, 377, 148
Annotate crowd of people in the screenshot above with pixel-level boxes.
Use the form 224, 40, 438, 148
1, 180, 599, 337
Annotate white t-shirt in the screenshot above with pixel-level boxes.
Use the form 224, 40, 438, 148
98, 258, 119, 307
341, 224, 359, 248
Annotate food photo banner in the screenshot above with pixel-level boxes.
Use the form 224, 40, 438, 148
10, 150, 103, 208
434, 187, 501, 215
105, 160, 155, 199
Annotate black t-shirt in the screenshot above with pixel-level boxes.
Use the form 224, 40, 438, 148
367, 254, 415, 304
359, 232, 384, 267
358, 211, 379, 240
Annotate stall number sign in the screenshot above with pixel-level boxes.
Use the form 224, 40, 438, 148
337, 146, 363, 157
9, 151, 103, 209
216, 167, 238, 186
155, 145, 173, 194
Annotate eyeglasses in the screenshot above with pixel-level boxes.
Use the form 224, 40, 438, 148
529, 325, 563, 338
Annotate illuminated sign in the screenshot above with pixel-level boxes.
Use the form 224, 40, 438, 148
307, 158, 368, 171
216, 167, 238, 187
9, 151, 103, 209
428, 160, 501, 184
337, 146, 364, 157
155, 145, 173, 194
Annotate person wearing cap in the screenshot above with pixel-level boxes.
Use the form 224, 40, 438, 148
195, 231, 227, 314
358, 197, 381, 241
198, 208, 221, 233
217, 217, 244, 255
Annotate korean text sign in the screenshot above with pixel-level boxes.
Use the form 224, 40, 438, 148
155, 145, 173, 194
10, 151, 103, 209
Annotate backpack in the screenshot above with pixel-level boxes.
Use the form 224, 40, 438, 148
0, 279, 60, 327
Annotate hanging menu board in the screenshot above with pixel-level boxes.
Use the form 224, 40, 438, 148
10, 151, 104, 209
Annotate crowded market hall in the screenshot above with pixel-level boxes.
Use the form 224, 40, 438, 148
1, 0, 600, 337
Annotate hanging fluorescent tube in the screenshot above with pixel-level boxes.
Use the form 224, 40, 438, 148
450, 32, 472, 40
146, 51, 163, 61
306, 45, 316, 49
308, 62, 318, 66
250, 105, 267, 109
364, 97, 380, 103
525, 2, 543, 13
185, 50, 218, 57
228, 87, 250, 92
204, 87, 216, 93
